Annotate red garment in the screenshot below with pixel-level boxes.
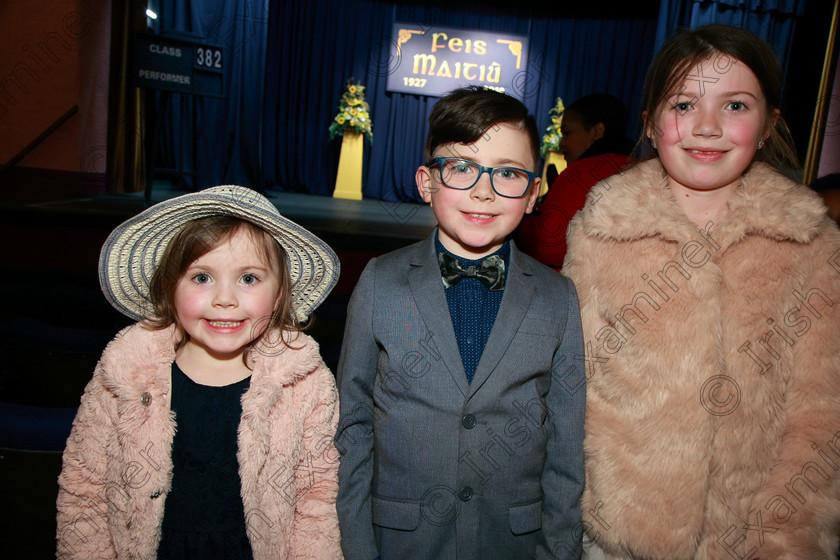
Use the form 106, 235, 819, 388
516, 153, 629, 270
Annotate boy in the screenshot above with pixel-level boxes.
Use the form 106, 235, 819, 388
335, 86, 585, 560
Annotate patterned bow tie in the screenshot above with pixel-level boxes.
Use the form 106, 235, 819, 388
439, 253, 505, 291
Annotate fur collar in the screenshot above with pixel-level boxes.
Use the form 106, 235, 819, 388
103, 323, 323, 397
582, 159, 827, 250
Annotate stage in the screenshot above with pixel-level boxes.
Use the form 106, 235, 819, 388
0, 182, 439, 397
25, 183, 438, 249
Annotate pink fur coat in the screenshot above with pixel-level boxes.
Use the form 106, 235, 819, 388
56, 323, 343, 559
564, 159, 840, 559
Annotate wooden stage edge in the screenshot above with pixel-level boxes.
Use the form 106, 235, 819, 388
20, 186, 439, 251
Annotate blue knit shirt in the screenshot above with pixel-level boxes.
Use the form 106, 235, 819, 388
435, 234, 509, 383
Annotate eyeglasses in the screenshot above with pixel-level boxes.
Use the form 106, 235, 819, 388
425, 157, 537, 199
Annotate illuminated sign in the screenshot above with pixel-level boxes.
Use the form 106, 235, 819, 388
133, 32, 224, 97
386, 24, 529, 98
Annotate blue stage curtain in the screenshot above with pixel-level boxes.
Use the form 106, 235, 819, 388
262, 2, 658, 201
153, 0, 270, 189
152, 1, 810, 200
655, 0, 806, 72
153, 1, 657, 199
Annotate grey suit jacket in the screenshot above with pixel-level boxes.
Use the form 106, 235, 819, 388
335, 232, 585, 560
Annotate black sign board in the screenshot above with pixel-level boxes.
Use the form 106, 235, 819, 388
133, 32, 224, 97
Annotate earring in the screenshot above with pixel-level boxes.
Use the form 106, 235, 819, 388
650, 137, 657, 149
758, 139, 765, 149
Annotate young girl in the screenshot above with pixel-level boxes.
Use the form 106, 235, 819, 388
56, 185, 344, 559
563, 25, 840, 559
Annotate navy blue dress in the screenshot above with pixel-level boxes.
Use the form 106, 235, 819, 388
157, 363, 254, 560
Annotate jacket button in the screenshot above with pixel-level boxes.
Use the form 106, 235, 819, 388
461, 414, 477, 429
150, 490, 161, 499
141, 392, 152, 406
458, 486, 473, 502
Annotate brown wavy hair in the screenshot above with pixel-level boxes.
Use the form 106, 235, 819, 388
147, 215, 303, 364
637, 24, 799, 171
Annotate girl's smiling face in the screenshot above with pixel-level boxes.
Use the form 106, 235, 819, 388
649, 55, 779, 194
173, 228, 281, 368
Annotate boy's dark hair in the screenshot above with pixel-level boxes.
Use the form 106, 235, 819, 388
638, 24, 798, 170
566, 93, 629, 139
424, 86, 540, 169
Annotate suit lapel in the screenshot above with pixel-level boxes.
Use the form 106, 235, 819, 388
468, 243, 535, 398
407, 233, 470, 397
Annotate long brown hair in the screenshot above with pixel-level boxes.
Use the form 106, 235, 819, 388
147, 215, 303, 364
637, 24, 799, 171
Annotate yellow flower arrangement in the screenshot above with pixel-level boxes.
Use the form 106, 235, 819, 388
540, 96, 564, 158
329, 79, 373, 142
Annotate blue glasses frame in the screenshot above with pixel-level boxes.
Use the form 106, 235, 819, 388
425, 157, 537, 199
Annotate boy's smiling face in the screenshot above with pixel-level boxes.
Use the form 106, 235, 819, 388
416, 122, 540, 259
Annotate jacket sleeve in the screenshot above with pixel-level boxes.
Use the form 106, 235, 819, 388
290, 361, 345, 560
56, 363, 118, 559
334, 259, 381, 560
537, 275, 586, 560
746, 232, 840, 559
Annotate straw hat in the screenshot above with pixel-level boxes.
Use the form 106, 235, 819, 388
99, 185, 339, 322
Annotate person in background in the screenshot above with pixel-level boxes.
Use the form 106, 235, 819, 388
515, 93, 634, 270
564, 24, 840, 559
811, 172, 840, 223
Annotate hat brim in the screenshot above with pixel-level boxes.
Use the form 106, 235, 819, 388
99, 185, 339, 322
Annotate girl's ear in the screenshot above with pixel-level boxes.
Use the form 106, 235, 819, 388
642, 111, 653, 142
591, 122, 606, 141
767, 108, 781, 133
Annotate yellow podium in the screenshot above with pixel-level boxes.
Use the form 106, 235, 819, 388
540, 151, 567, 197
333, 131, 364, 200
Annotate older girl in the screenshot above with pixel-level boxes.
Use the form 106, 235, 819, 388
564, 25, 840, 559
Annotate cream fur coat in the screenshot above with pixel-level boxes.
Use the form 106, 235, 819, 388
564, 159, 840, 559
56, 323, 343, 559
